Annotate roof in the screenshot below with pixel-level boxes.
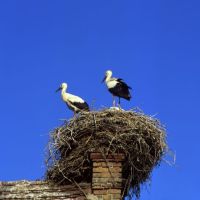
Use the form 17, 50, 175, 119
0, 180, 91, 200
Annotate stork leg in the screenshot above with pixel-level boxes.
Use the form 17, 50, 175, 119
112, 95, 116, 107
118, 97, 121, 108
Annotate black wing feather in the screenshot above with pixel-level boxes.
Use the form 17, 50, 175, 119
109, 78, 132, 101
117, 78, 132, 89
70, 101, 90, 111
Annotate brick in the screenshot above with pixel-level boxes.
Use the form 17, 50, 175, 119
93, 167, 109, 173
93, 190, 107, 195
103, 194, 112, 200
92, 184, 122, 189
109, 167, 122, 173
93, 162, 103, 167
92, 182, 122, 188
106, 162, 122, 167
96, 195, 103, 200
90, 153, 125, 161
93, 162, 122, 168
93, 177, 122, 183
93, 167, 122, 173
92, 182, 113, 187
93, 159, 123, 162
107, 189, 122, 194
112, 193, 121, 198
93, 189, 121, 195
93, 172, 122, 178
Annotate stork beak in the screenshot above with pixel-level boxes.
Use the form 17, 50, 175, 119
56, 87, 62, 92
101, 76, 106, 83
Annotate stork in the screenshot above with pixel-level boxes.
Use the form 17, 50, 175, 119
102, 70, 132, 107
56, 83, 89, 115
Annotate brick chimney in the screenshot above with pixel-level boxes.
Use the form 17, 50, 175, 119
90, 153, 125, 200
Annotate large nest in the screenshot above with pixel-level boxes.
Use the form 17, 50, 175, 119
45, 109, 167, 198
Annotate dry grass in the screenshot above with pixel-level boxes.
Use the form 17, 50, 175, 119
45, 108, 167, 198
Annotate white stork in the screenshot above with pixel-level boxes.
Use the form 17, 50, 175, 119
102, 70, 132, 107
56, 82, 89, 115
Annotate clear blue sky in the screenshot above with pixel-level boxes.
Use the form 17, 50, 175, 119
0, 1, 199, 199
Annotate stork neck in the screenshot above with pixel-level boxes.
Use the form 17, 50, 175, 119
105, 75, 112, 83
61, 87, 67, 96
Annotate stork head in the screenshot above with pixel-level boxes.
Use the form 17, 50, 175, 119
56, 82, 68, 92
102, 70, 112, 83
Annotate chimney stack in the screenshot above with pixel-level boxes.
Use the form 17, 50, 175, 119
90, 153, 125, 200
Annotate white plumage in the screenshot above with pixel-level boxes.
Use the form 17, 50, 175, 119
106, 78, 118, 89
56, 83, 89, 115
